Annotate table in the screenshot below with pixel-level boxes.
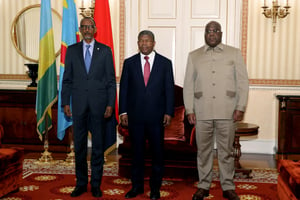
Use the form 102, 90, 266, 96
234, 122, 259, 178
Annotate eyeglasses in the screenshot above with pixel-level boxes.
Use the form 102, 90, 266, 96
206, 29, 221, 34
80, 25, 95, 30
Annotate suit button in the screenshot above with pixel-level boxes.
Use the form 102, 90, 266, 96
212, 83, 215, 86
212, 96, 216, 99
212, 71, 215, 73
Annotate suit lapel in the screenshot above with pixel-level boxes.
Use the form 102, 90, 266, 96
146, 53, 160, 86
88, 41, 102, 75
77, 42, 87, 74
135, 54, 145, 86
89, 42, 97, 74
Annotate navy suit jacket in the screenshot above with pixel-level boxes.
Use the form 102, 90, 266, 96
119, 52, 174, 124
61, 40, 116, 118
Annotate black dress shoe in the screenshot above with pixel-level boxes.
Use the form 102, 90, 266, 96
223, 190, 240, 200
192, 188, 209, 200
125, 188, 144, 198
70, 186, 87, 197
150, 191, 160, 199
91, 187, 102, 197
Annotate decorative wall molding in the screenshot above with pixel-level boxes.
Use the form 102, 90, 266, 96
119, 0, 125, 77
241, 0, 248, 63
1, 73, 298, 87
0, 74, 29, 80
240, 139, 276, 154
250, 79, 300, 86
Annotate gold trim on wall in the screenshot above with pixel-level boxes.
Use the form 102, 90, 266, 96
250, 79, 300, 86
119, 0, 125, 81
1, 74, 297, 86
0, 74, 29, 80
241, 0, 248, 64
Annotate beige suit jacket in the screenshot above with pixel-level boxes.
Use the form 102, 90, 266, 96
183, 43, 249, 120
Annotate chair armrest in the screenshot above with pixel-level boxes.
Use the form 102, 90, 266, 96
118, 124, 129, 137
189, 126, 196, 148
0, 124, 3, 147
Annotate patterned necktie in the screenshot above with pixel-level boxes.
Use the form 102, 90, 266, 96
85, 45, 91, 73
144, 56, 150, 86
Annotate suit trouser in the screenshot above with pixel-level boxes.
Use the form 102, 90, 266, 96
195, 120, 236, 191
73, 111, 105, 188
129, 122, 164, 191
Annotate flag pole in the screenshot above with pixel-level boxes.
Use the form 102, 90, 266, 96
64, 126, 75, 165
36, 116, 54, 164
57, 0, 79, 162
35, 0, 57, 165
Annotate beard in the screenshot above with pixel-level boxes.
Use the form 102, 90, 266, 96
83, 33, 93, 40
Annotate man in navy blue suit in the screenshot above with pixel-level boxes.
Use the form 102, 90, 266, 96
119, 30, 174, 199
61, 17, 116, 198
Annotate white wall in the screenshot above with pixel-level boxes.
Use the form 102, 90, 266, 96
241, 85, 300, 154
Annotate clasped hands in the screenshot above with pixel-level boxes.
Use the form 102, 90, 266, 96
187, 110, 244, 125
120, 114, 172, 127
63, 105, 113, 118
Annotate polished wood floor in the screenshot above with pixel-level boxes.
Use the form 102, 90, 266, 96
24, 148, 277, 169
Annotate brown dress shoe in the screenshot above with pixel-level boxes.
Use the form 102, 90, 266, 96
192, 188, 209, 200
223, 190, 240, 200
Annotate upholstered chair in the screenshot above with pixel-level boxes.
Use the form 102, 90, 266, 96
118, 85, 197, 179
0, 124, 24, 198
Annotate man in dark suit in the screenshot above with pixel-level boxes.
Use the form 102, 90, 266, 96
119, 30, 174, 199
61, 17, 116, 198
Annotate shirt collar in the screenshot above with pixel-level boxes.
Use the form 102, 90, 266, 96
83, 39, 95, 49
204, 43, 224, 52
140, 51, 155, 60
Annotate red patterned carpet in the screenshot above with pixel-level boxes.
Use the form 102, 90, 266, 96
0, 159, 279, 200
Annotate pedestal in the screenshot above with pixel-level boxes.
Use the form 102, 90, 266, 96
234, 122, 259, 178
24, 63, 38, 87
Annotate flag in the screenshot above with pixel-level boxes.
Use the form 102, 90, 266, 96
94, 0, 118, 152
36, 0, 58, 140
57, 0, 80, 140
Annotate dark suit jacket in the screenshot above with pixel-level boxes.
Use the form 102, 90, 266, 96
61, 40, 116, 117
119, 52, 174, 124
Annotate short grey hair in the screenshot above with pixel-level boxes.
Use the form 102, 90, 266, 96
80, 17, 96, 26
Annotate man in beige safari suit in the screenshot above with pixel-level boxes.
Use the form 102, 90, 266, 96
183, 21, 249, 200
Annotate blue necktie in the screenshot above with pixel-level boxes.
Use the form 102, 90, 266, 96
85, 45, 91, 73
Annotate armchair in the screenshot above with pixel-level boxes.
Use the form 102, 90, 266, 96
277, 159, 300, 200
0, 124, 24, 198
117, 85, 198, 179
